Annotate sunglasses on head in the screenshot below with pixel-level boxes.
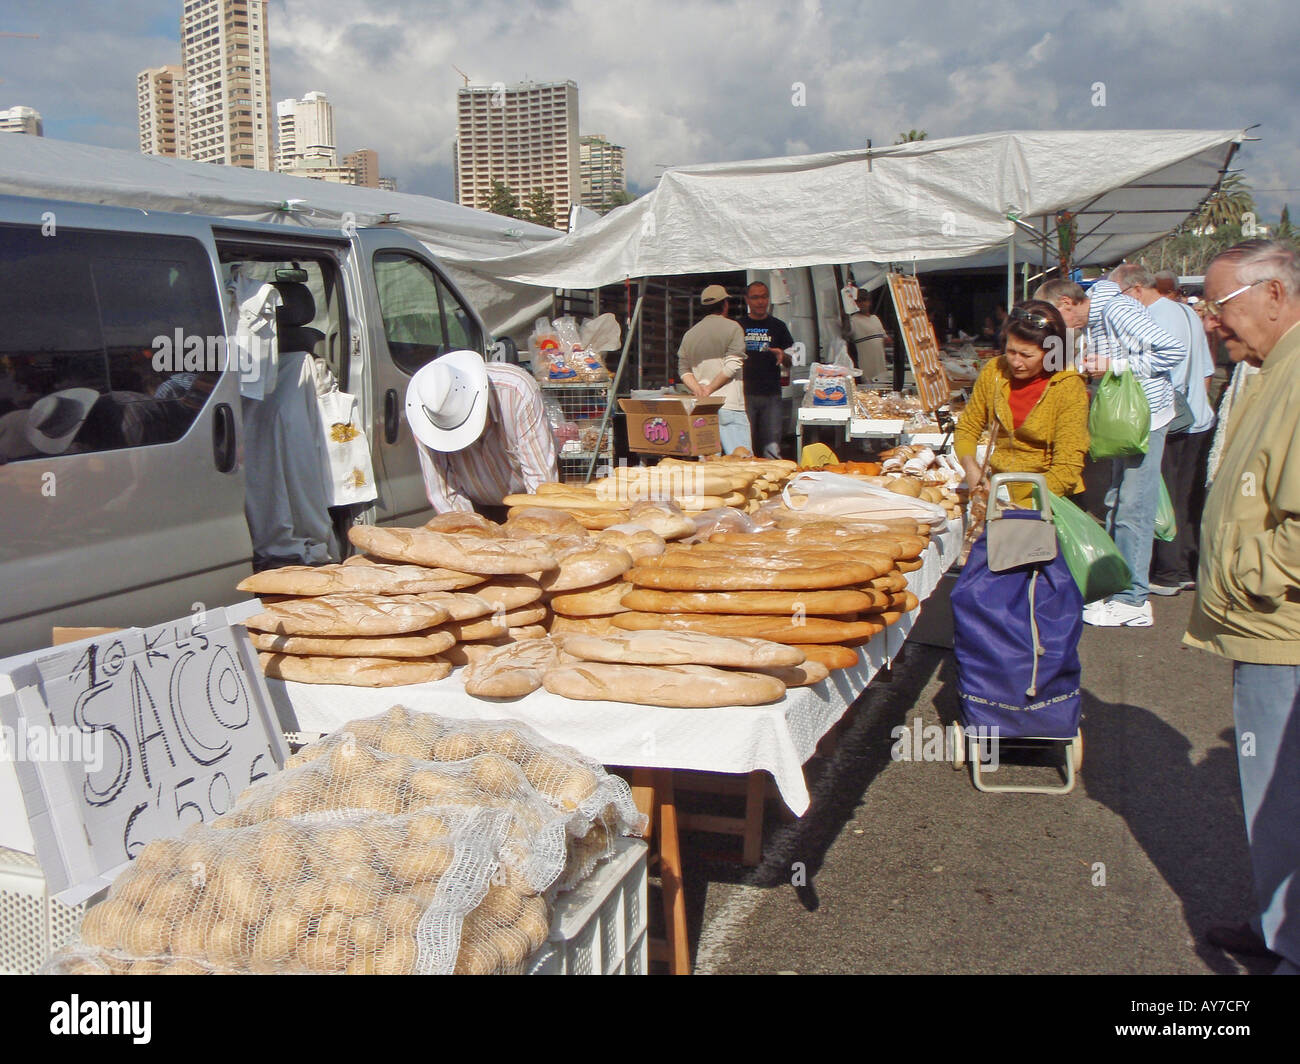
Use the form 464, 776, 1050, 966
1008, 306, 1052, 329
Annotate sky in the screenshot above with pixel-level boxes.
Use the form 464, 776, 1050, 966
1, 0, 1296, 223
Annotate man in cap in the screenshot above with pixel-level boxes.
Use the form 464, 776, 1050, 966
738, 280, 795, 459
677, 284, 750, 454
1185, 239, 1300, 974
407, 349, 558, 518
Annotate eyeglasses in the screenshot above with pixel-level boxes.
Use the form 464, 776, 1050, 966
1202, 279, 1268, 318
1009, 306, 1052, 329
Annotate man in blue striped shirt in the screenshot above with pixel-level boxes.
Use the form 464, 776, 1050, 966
1036, 276, 1184, 626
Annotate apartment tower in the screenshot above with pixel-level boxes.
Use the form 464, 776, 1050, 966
454, 80, 579, 228
0, 106, 43, 136
578, 134, 627, 211
181, 0, 272, 169
276, 90, 335, 170
343, 148, 379, 188
137, 65, 189, 157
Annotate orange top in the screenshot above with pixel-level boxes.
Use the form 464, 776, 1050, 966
1008, 374, 1051, 429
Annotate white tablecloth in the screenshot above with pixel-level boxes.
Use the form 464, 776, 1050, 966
264, 522, 962, 816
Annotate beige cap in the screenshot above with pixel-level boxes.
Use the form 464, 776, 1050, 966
700, 284, 729, 306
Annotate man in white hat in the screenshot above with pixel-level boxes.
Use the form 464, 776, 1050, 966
406, 350, 559, 518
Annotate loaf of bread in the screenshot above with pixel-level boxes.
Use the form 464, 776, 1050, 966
349, 526, 558, 574
247, 628, 456, 659
423, 512, 505, 536
542, 662, 787, 707
548, 615, 621, 636
557, 629, 805, 668
408, 592, 496, 621
466, 576, 544, 612
242, 594, 450, 636
463, 638, 561, 699
593, 526, 667, 561
538, 546, 633, 593
618, 587, 887, 615
238, 563, 485, 596
502, 508, 589, 539
506, 506, 630, 530
259, 652, 452, 686
547, 579, 633, 617
611, 611, 885, 645
751, 661, 830, 688
791, 644, 861, 670
626, 501, 694, 541
625, 560, 883, 591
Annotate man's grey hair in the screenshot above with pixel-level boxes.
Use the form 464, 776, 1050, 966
1212, 239, 1300, 298
1109, 263, 1154, 291
1153, 270, 1179, 295
1034, 279, 1087, 303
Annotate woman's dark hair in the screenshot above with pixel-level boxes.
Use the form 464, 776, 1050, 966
999, 299, 1068, 356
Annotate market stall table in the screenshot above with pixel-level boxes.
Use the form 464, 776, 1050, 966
254, 520, 962, 972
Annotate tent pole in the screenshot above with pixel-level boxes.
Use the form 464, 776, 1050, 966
585, 279, 645, 482
1007, 235, 1015, 310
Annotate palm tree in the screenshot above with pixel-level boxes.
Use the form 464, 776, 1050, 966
894, 130, 928, 144
1194, 173, 1255, 232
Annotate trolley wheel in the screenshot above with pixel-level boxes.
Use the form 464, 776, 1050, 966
951, 726, 965, 769
1070, 729, 1084, 773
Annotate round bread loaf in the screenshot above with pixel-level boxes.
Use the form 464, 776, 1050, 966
542, 662, 787, 707
409, 592, 496, 621
463, 638, 560, 699
467, 577, 544, 612
557, 630, 804, 668
538, 546, 633, 592
503, 508, 589, 539
259, 653, 452, 687
242, 594, 450, 636
349, 526, 558, 574
423, 512, 505, 536
247, 628, 456, 659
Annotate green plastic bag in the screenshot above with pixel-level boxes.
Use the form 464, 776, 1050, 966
1088, 366, 1150, 459
1155, 476, 1176, 542
1050, 492, 1132, 603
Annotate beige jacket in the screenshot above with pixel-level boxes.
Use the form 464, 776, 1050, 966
677, 315, 746, 411
1184, 321, 1300, 663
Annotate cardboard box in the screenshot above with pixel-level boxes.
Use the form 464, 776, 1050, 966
618, 396, 724, 456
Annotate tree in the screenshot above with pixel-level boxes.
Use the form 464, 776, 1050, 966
1276, 204, 1296, 245
523, 187, 557, 229
1193, 173, 1255, 232
486, 179, 522, 219
894, 129, 928, 144
599, 189, 635, 215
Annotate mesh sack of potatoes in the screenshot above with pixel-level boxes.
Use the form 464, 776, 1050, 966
221, 728, 571, 896
45, 805, 529, 975
306, 706, 647, 889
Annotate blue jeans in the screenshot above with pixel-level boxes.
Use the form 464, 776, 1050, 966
1232, 662, 1300, 972
718, 408, 752, 455
1105, 424, 1168, 606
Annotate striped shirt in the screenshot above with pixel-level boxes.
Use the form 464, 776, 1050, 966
416, 361, 559, 512
1086, 280, 1185, 429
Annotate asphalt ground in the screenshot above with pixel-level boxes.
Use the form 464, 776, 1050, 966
659, 583, 1272, 977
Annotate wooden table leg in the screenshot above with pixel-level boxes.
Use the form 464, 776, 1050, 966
654, 769, 691, 975
742, 770, 766, 867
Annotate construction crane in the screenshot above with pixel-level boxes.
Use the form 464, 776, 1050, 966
452, 64, 471, 88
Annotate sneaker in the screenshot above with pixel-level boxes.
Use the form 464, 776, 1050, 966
1082, 600, 1108, 623
1148, 583, 1182, 596
1206, 922, 1279, 959
1085, 600, 1153, 627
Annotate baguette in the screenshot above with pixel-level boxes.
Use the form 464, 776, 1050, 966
751, 661, 830, 688
502, 493, 631, 512
247, 628, 456, 659
791, 644, 861, 670
625, 560, 883, 591
688, 538, 907, 562
556, 630, 805, 668
237, 563, 485, 596
242, 593, 450, 637
618, 587, 887, 615
542, 662, 787, 707
611, 611, 886, 644
349, 526, 558, 574
259, 652, 452, 687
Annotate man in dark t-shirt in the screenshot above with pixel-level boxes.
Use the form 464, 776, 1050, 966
738, 280, 795, 459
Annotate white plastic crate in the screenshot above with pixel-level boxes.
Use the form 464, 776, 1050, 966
0, 847, 86, 975
528, 837, 648, 975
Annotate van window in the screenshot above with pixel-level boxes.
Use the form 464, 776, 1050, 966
373, 251, 483, 374
0, 225, 223, 463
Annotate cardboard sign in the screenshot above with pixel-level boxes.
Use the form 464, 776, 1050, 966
0, 608, 286, 902
618, 396, 723, 456
886, 273, 952, 413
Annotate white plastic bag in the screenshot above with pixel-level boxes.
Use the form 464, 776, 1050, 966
317, 389, 378, 506
779, 471, 947, 526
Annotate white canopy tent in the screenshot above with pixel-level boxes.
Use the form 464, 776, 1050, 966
442, 129, 1246, 295
0, 135, 563, 335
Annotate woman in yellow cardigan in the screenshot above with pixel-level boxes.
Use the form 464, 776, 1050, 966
954, 300, 1090, 503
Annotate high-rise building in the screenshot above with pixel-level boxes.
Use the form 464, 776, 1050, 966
343, 148, 379, 188
378, 176, 398, 193
276, 90, 334, 171
137, 66, 189, 157
579, 134, 626, 211
181, 0, 272, 170
454, 80, 579, 229
0, 106, 43, 136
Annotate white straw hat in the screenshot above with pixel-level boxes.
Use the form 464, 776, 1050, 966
25, 388, 100, 455
405, 350, 491, 452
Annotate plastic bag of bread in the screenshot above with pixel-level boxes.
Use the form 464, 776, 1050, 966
681, 506, 763, 544
777, 471, 948, 527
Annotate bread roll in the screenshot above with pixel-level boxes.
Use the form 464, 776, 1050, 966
259, 653, 452, 687
349, 526, 558, 574
463, 638, 561, 698
619, 587, 886, 615
791, 644, 861, 670
242, 594, 450, 637
611, 611, 885, 645
543, 662, 787, 707
557, 630, 805, 668
547, 578, 633, 617
247, 628, 456, 659
238, 563, 485, 596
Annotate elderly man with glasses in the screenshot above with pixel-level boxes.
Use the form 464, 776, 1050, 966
1035, 274, 1185, 626
1184, 240, 1300, 974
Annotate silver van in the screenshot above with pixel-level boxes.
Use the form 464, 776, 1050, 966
0, 194, 492, 656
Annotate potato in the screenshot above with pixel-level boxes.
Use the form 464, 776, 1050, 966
467, 753, 521, 797
113, 870, 165, 910
377, 895, 425, 935
296, 931, 348, 973
453, 935, 501, 975
376, 730, 429, 759
204, 918, 248, 969
323, 880, 375, 917
158, 958, 209, 975
476, 883, 524, 925
430, 732, 482, 762
407, 769, 465, 804
80, 898, 137, 949
553, 767, 600, 811
252, 907, 305, 966
167, 905, 211, 959
133, 838, 183, 875
490, 927, 532, 971
348, 915, 385, 953
292, 878, 331, 915
478, 728, 533, 762
212, 869, 270, 924
127, 959, 166, 975
385, 843, 453, 887
368, 934, 416, 975
513, 896, 551, 945
138, 875, 199, 922
321, 826, 371, 867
